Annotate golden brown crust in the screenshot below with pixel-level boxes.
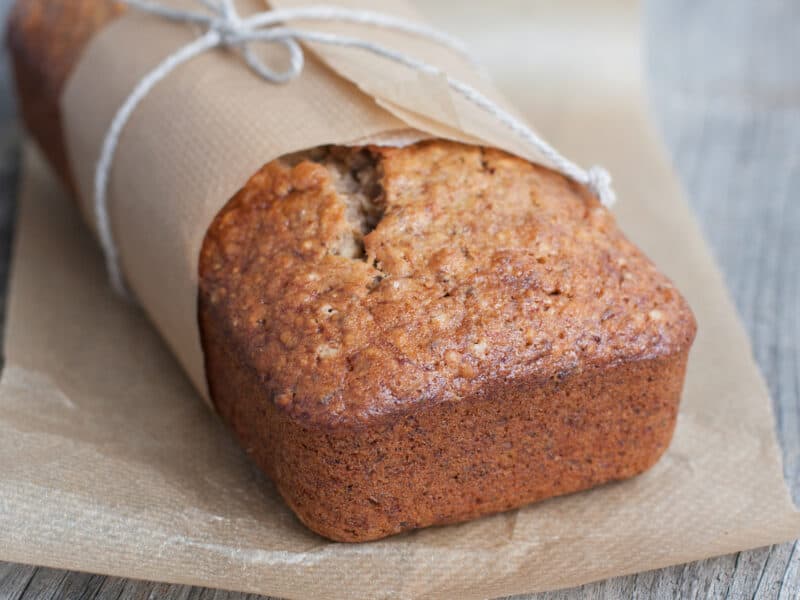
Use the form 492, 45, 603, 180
10, 0, 697, 542
200, 142, 696, 427
203, 297, 691, 541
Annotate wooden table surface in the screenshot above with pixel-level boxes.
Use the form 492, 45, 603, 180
1, 0, 799, 598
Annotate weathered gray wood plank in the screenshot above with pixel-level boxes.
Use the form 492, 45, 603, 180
0, 563, 37, 600
0, 0, 798, 597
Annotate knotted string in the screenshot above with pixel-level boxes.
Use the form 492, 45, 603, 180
96, 0, 616, 295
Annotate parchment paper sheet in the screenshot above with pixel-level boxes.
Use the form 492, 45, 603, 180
1, 1, 799, 599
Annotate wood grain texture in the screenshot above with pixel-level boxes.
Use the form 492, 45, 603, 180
0, 0, 798, 597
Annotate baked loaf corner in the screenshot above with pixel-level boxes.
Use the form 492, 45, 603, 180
199, 141, 696, 541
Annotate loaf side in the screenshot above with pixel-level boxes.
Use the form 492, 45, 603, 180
203, 294, 691, 541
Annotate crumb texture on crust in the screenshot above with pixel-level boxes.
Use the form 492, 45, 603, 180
199, 141, 696, 426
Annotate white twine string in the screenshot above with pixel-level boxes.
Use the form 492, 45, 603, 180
96, 0, 616, 295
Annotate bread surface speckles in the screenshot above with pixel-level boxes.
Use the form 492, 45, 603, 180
200, 141, 696, 427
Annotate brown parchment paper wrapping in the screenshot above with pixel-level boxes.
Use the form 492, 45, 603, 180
1, 1, 799, 599
59, 0, 539, 398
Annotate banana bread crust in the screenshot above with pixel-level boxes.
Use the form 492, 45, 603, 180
9, 0, 697, 542
198, 142, 695, 540
199, 143, 695, 427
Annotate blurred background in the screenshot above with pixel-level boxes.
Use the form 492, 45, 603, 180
0, 0, 798, 598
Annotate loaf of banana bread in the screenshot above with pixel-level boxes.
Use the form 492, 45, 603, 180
8, 0, 696, 542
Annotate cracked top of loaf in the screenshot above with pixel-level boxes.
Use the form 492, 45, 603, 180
199, 140, 696, 426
